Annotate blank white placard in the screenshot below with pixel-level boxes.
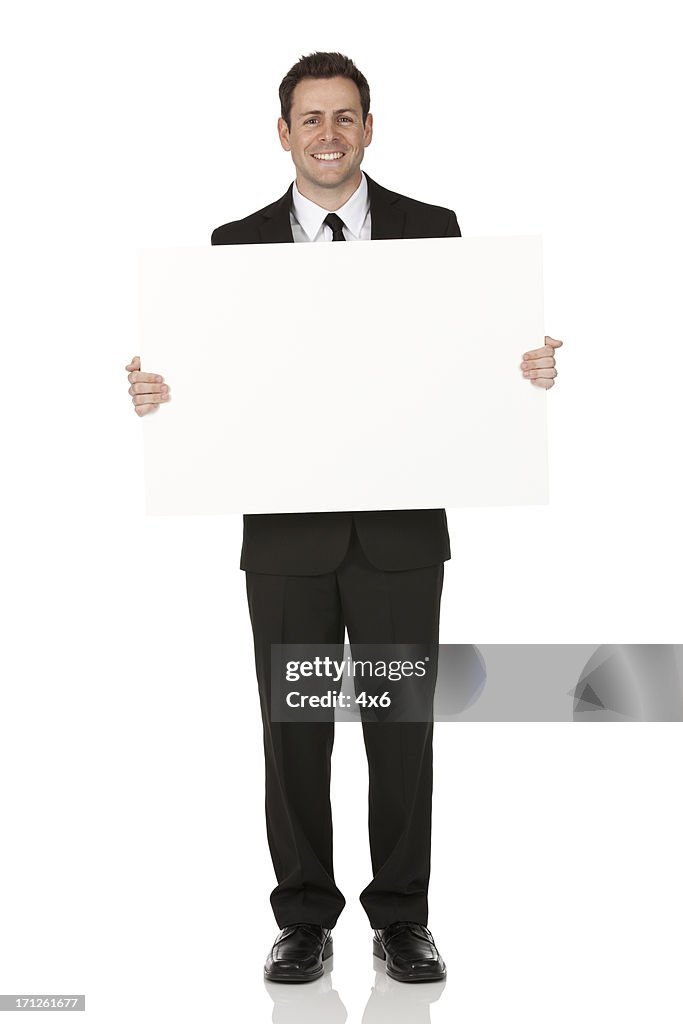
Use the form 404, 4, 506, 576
139, 235, 547, 514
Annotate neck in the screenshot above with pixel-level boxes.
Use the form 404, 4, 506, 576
296, 169, 362, 211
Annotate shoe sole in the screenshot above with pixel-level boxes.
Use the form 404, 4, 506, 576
264, 936, 333, 983
372, 937, 447, 983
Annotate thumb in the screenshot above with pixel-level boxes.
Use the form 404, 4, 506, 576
125, 355, 141, 372
544, 336, 563, 349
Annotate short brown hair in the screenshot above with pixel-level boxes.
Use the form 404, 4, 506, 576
279, 51, 371, 130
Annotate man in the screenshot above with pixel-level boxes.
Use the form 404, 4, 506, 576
125, 51, 562, 983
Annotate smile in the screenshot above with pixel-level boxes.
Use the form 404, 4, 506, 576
311, 152, 345, 161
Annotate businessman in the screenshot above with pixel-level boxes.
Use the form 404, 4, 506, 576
126, 51, 562, 983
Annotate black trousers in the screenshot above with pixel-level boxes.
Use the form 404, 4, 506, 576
245, 522, 445, 929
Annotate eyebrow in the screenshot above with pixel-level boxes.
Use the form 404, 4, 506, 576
298, 108, 357, 118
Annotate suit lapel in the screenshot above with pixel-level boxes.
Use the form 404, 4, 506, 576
257, 173, 405, 243
258, 183, 295, 243
365, 172, 406, 240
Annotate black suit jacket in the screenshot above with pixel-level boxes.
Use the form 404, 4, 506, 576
211, 172, 461, 575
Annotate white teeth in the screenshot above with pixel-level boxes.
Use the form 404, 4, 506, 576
312, 152, 344, 161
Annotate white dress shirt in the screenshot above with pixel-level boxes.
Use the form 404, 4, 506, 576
289, 170, 371, 242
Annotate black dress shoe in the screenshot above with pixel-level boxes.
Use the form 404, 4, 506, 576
264, 923, 333, 983
373, 922, 446, 982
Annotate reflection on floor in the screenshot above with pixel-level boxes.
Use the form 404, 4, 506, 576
264, 955, 446, 1024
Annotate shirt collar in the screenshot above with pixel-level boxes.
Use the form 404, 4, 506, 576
291, 170, 369, 240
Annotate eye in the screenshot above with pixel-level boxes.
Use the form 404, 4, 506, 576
302, 116, 353, 125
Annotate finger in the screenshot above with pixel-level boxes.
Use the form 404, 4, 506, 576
522, 338, 563, 359
522, 346, 555, 360
128, 371, 165, 384
526, 368, 557, 379
531, 376, 555, 389
125, 355, 141, 371
129, 381, 169, 395
134, 403, 159, 417
132, 391, 170, 405
521, 356, 555, 369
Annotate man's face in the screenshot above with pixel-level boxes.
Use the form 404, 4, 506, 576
277, 76, 373, 194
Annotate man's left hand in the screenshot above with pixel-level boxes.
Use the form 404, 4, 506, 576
520, 336, 563, 389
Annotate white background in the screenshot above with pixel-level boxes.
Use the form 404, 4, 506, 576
1, 2, 681, 1022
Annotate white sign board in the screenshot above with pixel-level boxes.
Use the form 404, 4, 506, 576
139, 236, 547, 514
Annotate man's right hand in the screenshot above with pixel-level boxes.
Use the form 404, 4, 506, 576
125, 355, 171, 417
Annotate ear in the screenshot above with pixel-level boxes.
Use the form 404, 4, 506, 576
363, 112, 373, 147
277, 116, 291, 152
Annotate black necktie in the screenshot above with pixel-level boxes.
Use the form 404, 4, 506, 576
323, 212, 346, 241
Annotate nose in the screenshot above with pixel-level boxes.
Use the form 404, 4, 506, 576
319, 118, 339, 143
